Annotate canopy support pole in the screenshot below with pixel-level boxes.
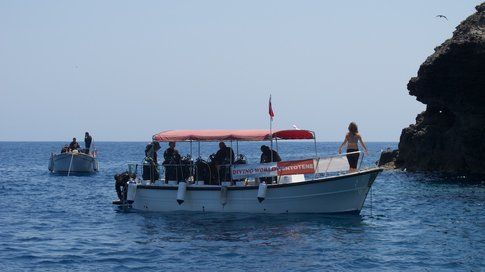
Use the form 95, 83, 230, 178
312, 131, 318, 158
190, 140, 193, 158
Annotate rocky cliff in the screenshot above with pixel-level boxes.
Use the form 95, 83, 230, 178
396, 3, 485, 175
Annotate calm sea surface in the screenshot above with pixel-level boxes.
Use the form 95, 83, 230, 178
0, 142, 483, 271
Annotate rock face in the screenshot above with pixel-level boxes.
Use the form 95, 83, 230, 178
378, 149, 399, 168
396, 3, 485, 175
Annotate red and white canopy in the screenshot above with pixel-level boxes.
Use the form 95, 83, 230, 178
152, 129, 315, 142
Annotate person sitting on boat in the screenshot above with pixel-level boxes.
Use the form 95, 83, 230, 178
338, 122, 369, 173
69, 138, 80, 151
142, 141, 161, 181
84, 132, 92, 154
163, 141, 182, 181
61, 145, 69, 153
260, 145, 281, 184
213, 142, 235, 181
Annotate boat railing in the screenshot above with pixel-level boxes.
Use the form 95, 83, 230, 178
127, 160, 237, 185
126, 151, 365, 185
313, 151, 364, 178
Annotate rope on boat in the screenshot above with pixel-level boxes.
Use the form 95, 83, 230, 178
67, 153, 74, 176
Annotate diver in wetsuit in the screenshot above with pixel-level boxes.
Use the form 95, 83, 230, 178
213, 142, 235, 182
114, 171, 136, 203
163, 142, 181, 181
143, 141, 161, 181
260, 145, 281, 184
260, 145, 281, 163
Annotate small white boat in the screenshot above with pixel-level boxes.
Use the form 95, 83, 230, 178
114, 129, 382, 214
49, 150, 98, 174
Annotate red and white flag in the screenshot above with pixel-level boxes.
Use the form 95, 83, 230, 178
268, 95, 275, 119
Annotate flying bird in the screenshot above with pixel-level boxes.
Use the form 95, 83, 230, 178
436, 15, 448, 20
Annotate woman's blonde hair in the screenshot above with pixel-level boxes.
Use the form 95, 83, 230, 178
348, 122, 358, 134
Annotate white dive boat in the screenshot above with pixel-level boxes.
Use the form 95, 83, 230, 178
49, 149, 98, 174
114, 129, 382, 214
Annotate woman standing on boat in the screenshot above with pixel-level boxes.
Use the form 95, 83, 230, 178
338, 122, 368, 172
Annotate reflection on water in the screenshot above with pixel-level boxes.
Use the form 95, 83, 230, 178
137, 212, 365, 243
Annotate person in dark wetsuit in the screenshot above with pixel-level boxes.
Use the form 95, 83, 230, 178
143, 141, 161, 181
213, 142, 235, 182
145, 141, 161, 164
338, 122, 368, 173
163, 142, 181, 181
69, 138, 80, 151
214, 142, 235, 164
114, 171, 136, 203
84, 132, 92, 154
260, 145, 281, 163
260, 145, 282, 184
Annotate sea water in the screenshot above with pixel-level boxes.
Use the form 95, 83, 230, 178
0, 142, 483, 271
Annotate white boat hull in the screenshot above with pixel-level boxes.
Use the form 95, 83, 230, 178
49, 153, 98, 174
128, 168, 381, 214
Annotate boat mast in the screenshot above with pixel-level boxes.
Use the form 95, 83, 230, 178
269, 94, 274, 162
270, 116, 273, 162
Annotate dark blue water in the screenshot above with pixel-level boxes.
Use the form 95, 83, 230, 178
0, 142, 483, 271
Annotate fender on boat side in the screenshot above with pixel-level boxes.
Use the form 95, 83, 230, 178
136, 167, 383, 191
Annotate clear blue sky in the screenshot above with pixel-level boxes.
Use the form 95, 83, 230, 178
0, 0, 481, 141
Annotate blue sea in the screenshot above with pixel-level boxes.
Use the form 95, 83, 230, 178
0, 142, 483, 271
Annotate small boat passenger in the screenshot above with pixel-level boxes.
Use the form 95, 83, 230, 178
61, 145, 69, 153
163, 142, 182, 181
260, 145, 281, 184
69, 138, 80, 151
84, 132, 92, 154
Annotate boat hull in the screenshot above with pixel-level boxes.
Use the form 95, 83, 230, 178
49, 153, 98, 174
129, 168, 382, 214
